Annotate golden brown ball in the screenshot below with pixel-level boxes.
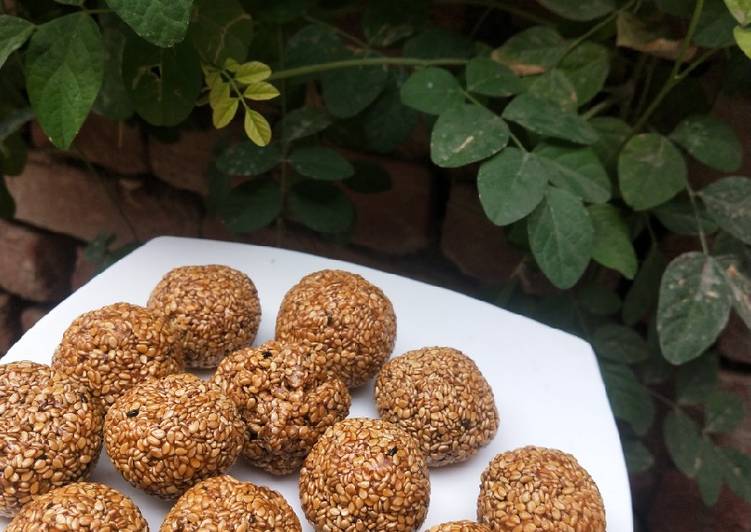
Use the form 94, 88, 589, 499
427, 522, 492, 532
375, 347, 499, 467
6, 482, 148, 531
104, 373, 244, 499
147, 265, 261, 368
160, 475, 301, 531
0, 362, 104, 517
52, 302, 184, 406
477, 446, 606, 532
211, 340, 351, 475
299, 418, 430, 531
275, 269, 396, 388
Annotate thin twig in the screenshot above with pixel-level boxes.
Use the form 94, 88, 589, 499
269, 57, 468, 80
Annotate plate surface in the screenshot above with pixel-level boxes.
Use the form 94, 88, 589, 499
1, 237, 632, 531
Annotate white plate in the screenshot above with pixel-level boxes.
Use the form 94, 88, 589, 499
1, 237, 632, 531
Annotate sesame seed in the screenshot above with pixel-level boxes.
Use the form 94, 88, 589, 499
427, 521, 492, 532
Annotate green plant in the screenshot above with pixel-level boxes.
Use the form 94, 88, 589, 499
2, 0, 751, 511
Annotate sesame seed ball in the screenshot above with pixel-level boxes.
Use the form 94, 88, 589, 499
211, 340, 351, 475
147, 265, 261, 369
104, 373, 244, 499
52, 302, 184, 406
275, 269, 397, 388
160, 475, 301, 531
0, 362, 104, 517
299, 417, 430, 531
477, 446, 606, 532
427, 521, 492, 532
6, 481, 147, 531
375, 347, 499, 467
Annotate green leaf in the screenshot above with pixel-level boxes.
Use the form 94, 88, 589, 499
274, 107, 331, 143
675, 352, 719, 404
535, 144, 611, 203
593, 324, 650, 364
92, 16, 133, 121
0, 107, 33, 141
403, 28, 473, 59
0, 176, 14, 219
244, 108, 271, 147
558, 42, 610, 106
664, 410, 702, 476
430, 104, 509, 168
591, 117, 632, 169
288, 180, 355, 233
465, 57, 524, 97
362, 0, 427, 47
526, 70, 578, 113
0, 15, 34, 70
0, 133, 25, 176
705, 390, 745, 434
345, 161, 392, 193
623, 439, 654, 473
670, 115, 742, 172
363, 79, 418, 154
105, 0, 193, 48
528, 187, 594, 289
702, 176, 751, 245
694, 0, 736, 48
219, 178, 282, 233
696, 440, 725, 505
720, 448, 751, 502
212, 96, 238, 129
230, 60, 271, 83
243, 81, 279, 101
322, 51, 388, 119
577, 283, 622, 316
536, 0, 616, 21
256, 0, 311, 23
491, 26, 566, 75
735, 25, 751, 58
623, 246, 667, 326
601, 362, 655, 435
122, 36, 201, 127
653, 196, 718, 235
619, 134, 687, 211
503, 93, 599, 145
289, 147, 354, 181
658, 252, 732, 365
25, 13, 104, 150
190, 0, 252, 65
589, 204, 638, 279
216, 142, 282, 176
724, 0, 751, 24
285, 25, 343, 72
400, 67, 464, 115
478, 147, 548, 226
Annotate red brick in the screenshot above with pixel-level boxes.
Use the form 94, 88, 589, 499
148, 129, 216, 195
70, 246, 98, 291
0, 291, 20, 356
75, 114, 149, 175
8, 152, 202, 246
718, 312, 751, 366
0, 219, 75, 302
648, 470, 751, 532
20, 304, 49, 332
441, 181, 525, 283
345, 154, 434, 255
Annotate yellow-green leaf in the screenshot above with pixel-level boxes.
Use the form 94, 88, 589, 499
209, 79, 231, 108
212, 97, 238, 129
244, 108, 271, 146
232, 61, 271, 83
734, 25, 751, 58
243, 81, 279, 101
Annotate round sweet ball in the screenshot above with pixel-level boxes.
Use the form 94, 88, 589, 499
211, 340, 351, 475
477, 446, 606, 532
6, 482, 147, 531
427, 522, 492, 532
52, 302, 184, 406
147, 265, 261, 369
299, 418, 430, 532
275, 269, 397, 388
160, 475, 301, 532
104, 373, 244, 499
0, 362, 104, 517
375, 347, 499, 467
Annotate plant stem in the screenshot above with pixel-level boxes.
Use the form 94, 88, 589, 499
303, 14, 370, 50
559, 1, 635, 65
686, 180, 709, 254
583, 98, 617, 119
436, 0, 552, 25
632, 56, 657, 120
83, 8, 112, 14
509, 131, 526, 151
268, 57, 468, 81
631, 0, 705, 133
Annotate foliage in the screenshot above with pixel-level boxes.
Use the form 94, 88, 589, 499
3, 0, 751, 510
